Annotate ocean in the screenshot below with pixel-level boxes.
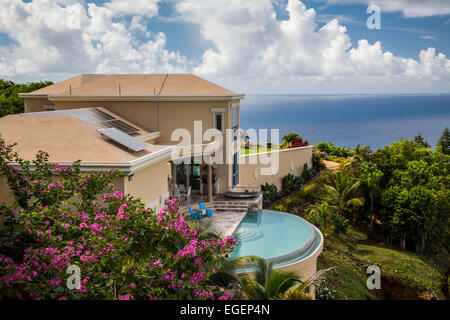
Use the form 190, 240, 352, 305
240, 94, 450, 150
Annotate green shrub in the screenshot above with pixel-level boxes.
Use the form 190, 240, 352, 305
0, 140, 236, 300
312, 153, 325, 171
261, 183, 279, 206
332, 216, 349, 235
316, 142, 354, 158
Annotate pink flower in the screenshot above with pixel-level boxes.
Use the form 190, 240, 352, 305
118, 293, 134, 300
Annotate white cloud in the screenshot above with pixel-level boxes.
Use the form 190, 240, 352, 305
314, 0, 450, 18
175, 0, 450, 93
0, 0, 448, 93
0, 0, 189, 80
420, 35, 436, 40
104, 0, 159, 17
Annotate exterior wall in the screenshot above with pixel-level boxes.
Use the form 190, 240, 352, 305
239, 146, 314, 190
123, 159, 171, 213
24, 97, 242, 194
0, 176, 14, 207
24, 98, 53, 113
0, 161, 169, 217
157, 101, 229, 144
52, 101, 158, 132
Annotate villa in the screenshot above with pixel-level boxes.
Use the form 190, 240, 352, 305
0, 74, 321, 284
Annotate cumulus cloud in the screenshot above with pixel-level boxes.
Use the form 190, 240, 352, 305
104, 0, 159, 17
0, 0, 189, 79
0, 0, 448, 93
175, 0, 450, 92
314, 0, 450, 18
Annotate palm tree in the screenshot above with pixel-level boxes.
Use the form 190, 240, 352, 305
359, 162, 383, 231
306, 202, 333, 234
323, 166, 364, 218
210, 256, 335, 300
276, 267, 335, 300
210, 256, 303, 300
242, 257, 301, 300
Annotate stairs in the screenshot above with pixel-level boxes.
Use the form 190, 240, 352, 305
211, 201, 249, 214
179, 193, 263, 216
180, 197, 261, 215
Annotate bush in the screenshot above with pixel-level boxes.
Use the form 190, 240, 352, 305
301, 164, 318, 181
316, 142, 354, 158
315, 279, 335, 300
332, 216, 349, 236
312, 152, 325, 171
261, 183, 279, 206
0, 140, 236, 300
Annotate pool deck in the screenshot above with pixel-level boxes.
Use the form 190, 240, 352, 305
181, 194, 262, 238
213, 211, 247, 237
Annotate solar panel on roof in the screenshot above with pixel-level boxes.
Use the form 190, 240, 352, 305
97, 128, 150, 152
21, 108, 141, 134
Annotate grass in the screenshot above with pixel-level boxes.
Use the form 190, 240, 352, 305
354, 245, 445, 298
317, 228, 378, 300
263, 160, 447, 300
317, 226, 446, 300
240, 146, 279, 155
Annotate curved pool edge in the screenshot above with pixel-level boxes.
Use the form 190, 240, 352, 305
274, 222, 324, 278
233, 212, 324, 281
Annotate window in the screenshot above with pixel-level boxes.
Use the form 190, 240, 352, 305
215, 112, 223, 132
232, 152, 239, 187
211, 107, 226, 133
231, 105, 239, 141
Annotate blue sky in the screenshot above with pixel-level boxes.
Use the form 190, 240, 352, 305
0, 0, 449, 94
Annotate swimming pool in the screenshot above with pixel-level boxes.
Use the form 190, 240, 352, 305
231, 210, 323, 268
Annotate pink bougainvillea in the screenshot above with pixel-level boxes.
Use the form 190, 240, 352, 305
0, 139, 237, 300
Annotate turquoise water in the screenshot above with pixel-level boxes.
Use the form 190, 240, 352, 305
231, 210, 315, 262
240, 94, 450, 150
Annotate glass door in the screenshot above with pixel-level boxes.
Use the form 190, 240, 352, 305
190, 157, 201, 191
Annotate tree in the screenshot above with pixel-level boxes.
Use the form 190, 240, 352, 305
282, 133, 301, 145
0, 79, 53, 117
306, 202, 333, 234
0, 139, 236, 300
243, 257, 301, 299
323, 166, 364, 218
437, 127, 450, 155
359, 162, 383, 231
413, 133, 430, 148
373, 138, 449, 254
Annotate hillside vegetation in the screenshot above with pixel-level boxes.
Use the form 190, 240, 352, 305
0, 79, 53, 117
264, 133, 450, 300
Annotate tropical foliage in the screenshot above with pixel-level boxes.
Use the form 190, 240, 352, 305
210, 256, 326, 300
438, 127, 450, 155
0, 139, 236, 300
0, 79, 53, 117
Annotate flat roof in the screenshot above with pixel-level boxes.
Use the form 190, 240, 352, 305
0, 111, 170, 165
20, 74, 242, 98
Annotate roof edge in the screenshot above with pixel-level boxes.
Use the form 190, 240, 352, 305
19, 94, 245, 102
7, 145, 176, 174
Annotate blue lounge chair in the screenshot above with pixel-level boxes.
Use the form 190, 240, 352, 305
199, 203, 213, 217
188, 206, 202, 220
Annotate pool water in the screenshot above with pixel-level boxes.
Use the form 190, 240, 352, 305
231, 210, 319, 266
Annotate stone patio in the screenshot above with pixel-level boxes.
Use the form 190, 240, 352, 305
212, 211, 247, 237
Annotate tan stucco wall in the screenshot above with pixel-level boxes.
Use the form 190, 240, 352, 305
0, 160, 169, 214
123, 159, 171, 213
52, 101, 158, 132
23, 97, 242, 194
0, 176, 14, 207
239, 146, 314, 190
24, 98, 53, 113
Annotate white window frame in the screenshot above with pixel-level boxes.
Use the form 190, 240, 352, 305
211, 107, 226, 132
231, 104, 239, 141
